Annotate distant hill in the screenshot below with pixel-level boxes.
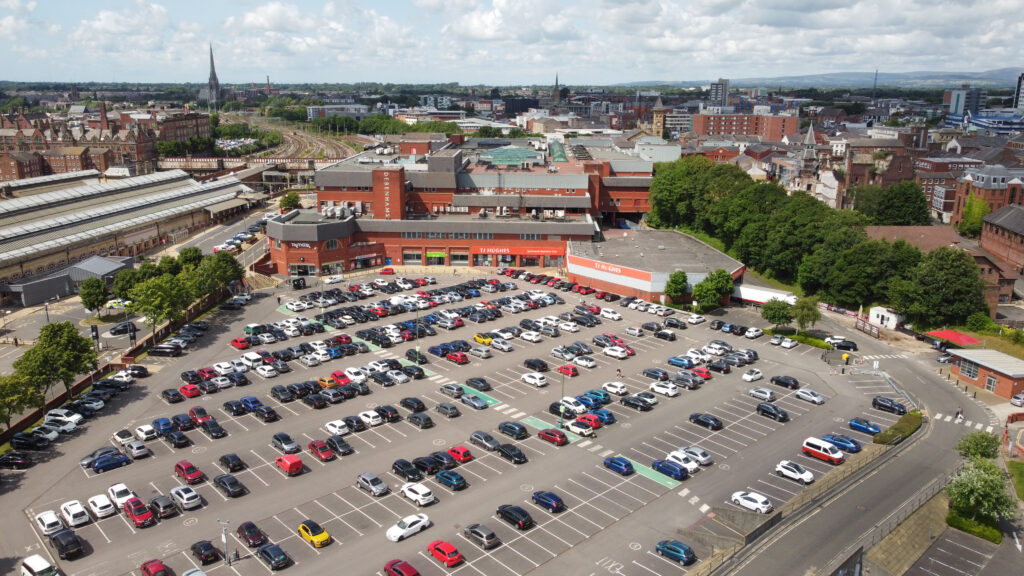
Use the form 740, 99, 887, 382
616, 68, 1024, 89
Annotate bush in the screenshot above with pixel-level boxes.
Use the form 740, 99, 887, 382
946, 509, 1002, 544
874, 411, 923, 445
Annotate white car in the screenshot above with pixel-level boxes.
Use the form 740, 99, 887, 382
522, 372, 548, 387
681, 446, 713, 466
230, 359, 249, 373
87, 494, 116, 518
745, 327, 764, 339
824, 335, 847, 346
600, 308, 622, 320
688, 314, 706, 324
603, 346, 628, 359
795, 389, 825, 405
60, 500, 90, 527
359, 410, 383, 427
35, 510, 63, 535
401, 482, 437, 506
255, 365, 278, 378
649, 381, 680, 397
491, 338, 513, 352
113, 370, 136, 384
43, 417, 77, 433
742, 369, 764, 382
367, 360, 390, 373
563, 420, 595, 437
686, 348, 710, 363
107, 483, 136, 509
170, 485, 202, 510
776, 460, 815, 484
313, 350, 332, 363
731, 491, 773, 513
345, 367, 368, 384
769, 334, 784, 345
326, 419, 350, 436
258, 333, 277, 345
603, 381, 628, 395
666, 451, 701, 474
749, 387, 776, 402
134, 424, 157, 441
626, 326, 644, 337
213, 362, 236, 375
386, 513, 430, 542
31, 425, 60, 441
558, 322, 580, 333
560, 396, 587, 415
495, 329, 515, 340
780, 338, 798, 349
521, 331, 543, 343
324, 274, 345, 284
111, 429, 134, 446
388, 370, 410, 384
574, 355, 597, 368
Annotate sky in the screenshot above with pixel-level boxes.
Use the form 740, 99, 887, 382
1, 0, 1021, 86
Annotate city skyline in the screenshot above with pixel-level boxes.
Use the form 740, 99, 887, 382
1, 0, 1021, 85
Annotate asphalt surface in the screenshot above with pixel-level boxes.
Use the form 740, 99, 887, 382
0, 275, 1011, 576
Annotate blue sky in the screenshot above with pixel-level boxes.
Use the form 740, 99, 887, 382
1, 0, 1020, 85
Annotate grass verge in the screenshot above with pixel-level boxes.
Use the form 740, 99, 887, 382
946, 509, 1002, 544
1007, 460, 1024, 500
764, 328, 831, 349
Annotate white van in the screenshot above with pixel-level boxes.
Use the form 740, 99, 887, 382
802, 437, 845, 465
20, 554, 59, 576
241, 351, 263, 369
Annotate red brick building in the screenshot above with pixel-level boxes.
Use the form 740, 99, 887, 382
951, 165, 1024, 228
0, 151, 44, 181
981, 203, 1024, 274
0, 147, 112, 182
691, 114, 799, 139
949, 349, 1024, 400
914, 156, 984, 219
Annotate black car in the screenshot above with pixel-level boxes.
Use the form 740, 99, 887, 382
548, 402, 567, 416
180, 371, 202, 385
466, 377, 492, 391
161, 389, 185, 403
257, 543, 290, 570
237, 521, 268, 547
689, 413, 724, 430
400, 397, 427, 412
369, 372, 395, 387
392, 459, 423, 481
498, 421, 529, 439
496, 504, 534, 530
729, 325, 747, 336
641, 321, 661, 332
10, 432, 49, 451
412, 456, 440, 475
497, 443, 528, 464
405, 349, 428, 364
834, 340, 859, 351
226, 372, 250, 386
166, 430, 191, 448
110, 321, 136, 335
49, 529, 84, 559
375, 405, 401, 422
407, 413, 434, 429
254, 406, 279, 422
642, 367, 669, 381
343, 416, 367, 432
756, 402, 789, 422
191, 540, 220, 564
707, 360, 730, 373
326, 435, 354, 456
654, 330, 677, 341
709, 320, 724, 330
270, 385, 295, 402
402, 365, 426, 379
620, 396, 652, 411
149, 495, 177, 518
219, 453, 245, 472
223, 400, 247, 416
524, 358, 549, 372
665, 317, 687, 329
872, 396, 908, 415
148, 344, 182, 357
770, 375, 800, 389
429, 451, 457, 470
0, 451, 31, 470
201, 419, 227, 438
287, 382, 312, 399
213, 474, 247, 497
302, 393, 328, 409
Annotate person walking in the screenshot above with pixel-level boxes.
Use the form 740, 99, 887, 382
616, 368, 622, 378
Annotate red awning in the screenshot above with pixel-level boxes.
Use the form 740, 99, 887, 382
923, 329, 982, 347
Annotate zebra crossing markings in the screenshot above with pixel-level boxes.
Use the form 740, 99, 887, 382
860, 354, 909, 360
933, 413, 994, 433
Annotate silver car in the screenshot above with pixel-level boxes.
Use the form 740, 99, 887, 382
170, 485, 202, 510
356, 472, 389, 496
124, 440, 151, 459
681, 446, 713, 466
440, 383, 464, 398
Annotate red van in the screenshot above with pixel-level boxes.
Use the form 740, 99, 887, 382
276, 454, 304, 476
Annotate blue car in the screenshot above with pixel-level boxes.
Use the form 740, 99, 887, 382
423, 314, 440, 324
435, 469, 467, 490
171, 414, 194, 431
652, 459, 688, 481
575, 395, 601, 409
326, 347, 344, 359
824, 433, 863, 452
532, 491, 565, 512
667, 355, 696, 368
656, 540, 697, 565
428, 345, 447, 357
152, 417, 174, 437
466, 288, 480, 297
721, 322, 735, 333
583, 389, 611, 405
849, 417, 881, 435
589, 409, 616, 425
604, 456, 635, 476
92, 453, 131, 473
240, 396, 263, 412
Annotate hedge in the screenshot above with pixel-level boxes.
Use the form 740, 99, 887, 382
764, 328, 831, 350
874, 411, 923, 445
946, 509, 1002, 544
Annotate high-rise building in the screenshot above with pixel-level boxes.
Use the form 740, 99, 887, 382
946, 84, 981, 116
1013, 73, 1024, 110
709, 78, 729, 107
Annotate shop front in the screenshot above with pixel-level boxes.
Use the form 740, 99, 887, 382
471, 245, 565, 268
425, 250, 447, 266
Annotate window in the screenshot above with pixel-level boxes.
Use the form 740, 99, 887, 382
450, 253, 469, 265
425, 232, 446, 239
402, 251, 422, 264
520, 233, 542, 241
401, 232, 422, 239
471, 232, 493, 240
274, 239, 281, 249
325, 239, 339, 250
985, 375, 997, 392
450, 232, 470, 239
960, 359, 979, 379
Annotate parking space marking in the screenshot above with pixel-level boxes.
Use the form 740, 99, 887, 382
333, 493, 384, 527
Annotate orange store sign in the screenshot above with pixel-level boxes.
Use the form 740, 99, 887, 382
471, 246, 564, 256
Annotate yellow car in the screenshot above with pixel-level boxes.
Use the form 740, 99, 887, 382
316, 376, 336, 389
474, 333, 493, 346
298, 519, 331, 548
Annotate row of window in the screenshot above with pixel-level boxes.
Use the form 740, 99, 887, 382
402, 232, 495, 240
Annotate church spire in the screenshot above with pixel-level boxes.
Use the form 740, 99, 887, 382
207, 43, 220, 111
208, 43, 219, 84
553, 73, 560, 104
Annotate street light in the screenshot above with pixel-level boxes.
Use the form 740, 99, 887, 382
2, 310, 9, 334
217, 519, 232, 566
558, 370, 566, 427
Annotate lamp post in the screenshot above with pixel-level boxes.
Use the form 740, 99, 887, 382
2, 310, 9, 334
44, 302, 50, 324
217, 519, 232, 566
558, 370, 566, 427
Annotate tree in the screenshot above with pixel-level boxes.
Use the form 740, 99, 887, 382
177, 246, 204, 270
761, 299, 794, 327
280, 191, 301, 211
129, 274, 194, 334
489, 88, 501, 99
691, 269, 733, 311
111, 268, 140, 300
156, 255, 182, 277
946, 457, 1016, 521
958, 192, 990, 238
664, 271, 689, 302
207, 251, 245, 287
12, 321, 97, 399
850, 184, 884, 221
78, 277, 108, 317
0, 372, 43, 432
792, 296, 822, 331
955, 431, 1001, 459
905, 247, 988, 328
876, 181, 931, 225
559, 87, 570, 100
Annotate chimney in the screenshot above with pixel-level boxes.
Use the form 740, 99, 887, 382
99, 102, 109, 131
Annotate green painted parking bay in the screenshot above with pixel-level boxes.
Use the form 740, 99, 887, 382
458, 386, 501, 406
520, 416, 582, 443
621, 456, 680, 489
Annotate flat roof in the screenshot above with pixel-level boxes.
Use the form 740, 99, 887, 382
952, 349, 1024, 378
571, 229, 743, 275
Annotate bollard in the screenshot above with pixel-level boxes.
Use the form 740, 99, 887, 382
841, 367, 845, 375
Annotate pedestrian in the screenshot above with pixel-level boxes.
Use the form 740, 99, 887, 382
12, 337, 17, 346
616, 368, 622, 378
956, 407, 964, 421
277, 295, 281, 305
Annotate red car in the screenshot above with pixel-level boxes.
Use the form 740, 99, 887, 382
594, 291, 607, 299
603, 333, 625, 345
446, 352, 469, 365
453, 318, 465, 327
330, 371, 351, 386
414, 278, 428, 286
380, 267, 395, 275
196, 367, 217, 380
140, 560, 169, 576
334, 333, 353, 344
124, 497, 155, 527
579, 286, 596, 295
622, 345, 636, 356
692, 366, 712, 379
230, 337, 250, 350
179, 384, 201, 398
557, 365, 579, 377
349, 284, 362, 292
487, 278, 500, 285
175, 460, 204, 484
447, 445, 474, 463
370, 307, 388, 317
584, 304, 601, 314
546, 279, 559, 287
537, 428, 569, 446
576, 414, 603, 429
571, 284, 583, 293
308, 440, 335, 462
384, 559, 421, 576
427, 540, 463, 567
189, 406, 211, 425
